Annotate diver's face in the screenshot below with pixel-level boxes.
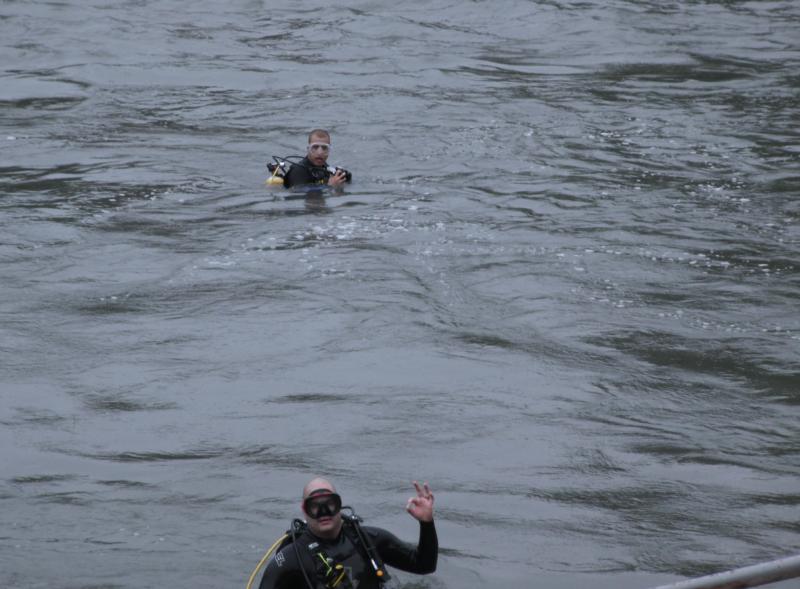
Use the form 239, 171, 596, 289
302, 488, 343, 539
307, 135, 330, 166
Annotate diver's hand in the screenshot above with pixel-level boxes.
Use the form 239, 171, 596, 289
406, 481, 434, 522
328, 169, 347, 187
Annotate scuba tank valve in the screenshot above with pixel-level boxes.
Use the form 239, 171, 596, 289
266, 159, 287, 186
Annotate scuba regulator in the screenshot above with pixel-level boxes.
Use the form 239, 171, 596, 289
309, 541, 354, 589
324, 165, 352, 183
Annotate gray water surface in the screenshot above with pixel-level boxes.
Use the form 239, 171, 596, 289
1, 1, 799, 588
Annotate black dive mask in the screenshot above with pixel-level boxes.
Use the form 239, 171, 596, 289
304, 492, 342, 519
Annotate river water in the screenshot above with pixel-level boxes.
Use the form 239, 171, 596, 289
1, 1, 799, 588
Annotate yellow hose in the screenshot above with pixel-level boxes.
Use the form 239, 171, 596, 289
246, 534, 289, 589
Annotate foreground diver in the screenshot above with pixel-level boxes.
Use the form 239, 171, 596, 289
251, 478, 437, 589
268, 129, 352, 189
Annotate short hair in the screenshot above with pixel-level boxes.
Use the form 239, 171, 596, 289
307, 129, 331, 144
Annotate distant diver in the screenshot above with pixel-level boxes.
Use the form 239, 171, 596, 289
267, 129, 352, 189
247, 478, 438, 589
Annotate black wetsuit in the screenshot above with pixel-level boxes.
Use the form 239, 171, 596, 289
283, 157, 352, 189
258, 521, 437, 589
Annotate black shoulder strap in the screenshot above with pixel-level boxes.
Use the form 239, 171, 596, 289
342, 514, 390, 583
289, 520, 320, 589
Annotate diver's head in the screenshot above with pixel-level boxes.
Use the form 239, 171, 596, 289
306, 129, 331, 167
302, 477, 343, 539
